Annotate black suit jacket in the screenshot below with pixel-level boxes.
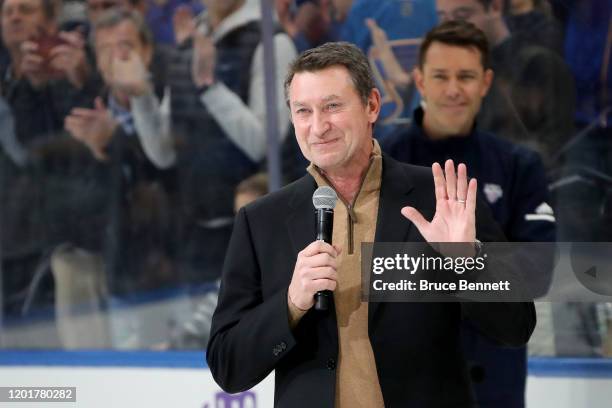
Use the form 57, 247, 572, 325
207, 155, 536, 407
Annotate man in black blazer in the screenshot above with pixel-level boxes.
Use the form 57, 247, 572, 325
206, 41, 535, 407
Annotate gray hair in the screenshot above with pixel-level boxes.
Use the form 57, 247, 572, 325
92, 8, 152, 47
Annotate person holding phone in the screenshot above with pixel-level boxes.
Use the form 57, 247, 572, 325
0, 0, 96, 147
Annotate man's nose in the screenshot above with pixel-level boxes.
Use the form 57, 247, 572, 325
444, 78, 461, 99
312, 111, 330, 137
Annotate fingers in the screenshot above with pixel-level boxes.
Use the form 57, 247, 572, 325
49, 32, 84, 62
302, 251, 338, 270
445, 159, 457, 201
466, 177, 478, 214
434, 160, 471, 204
65, 115, 86, 139
21, 41, 44, 68
304, 266, 338, 282
57, 31, 84, 48
173, 5, 195, 28
69, 107, 99, 119
365, 18, 386, 44
401, 206, 429, 232
432, 162, 447, 201
296, 241, 340, 280
365, 18, 377, 32
48, 44, 74, 60
20, 40, 39, 54
290, 240, 341, 310
299, 240, 339, 258
457, 163, 468, 201
21, 53, 44, 71
94, 97, 106, 111
310, 278, 337, 292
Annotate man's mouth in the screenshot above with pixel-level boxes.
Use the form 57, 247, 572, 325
312, 138, 339, 147
441, 103, 467, 109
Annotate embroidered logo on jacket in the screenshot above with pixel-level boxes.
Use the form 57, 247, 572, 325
525, 202, 556, 222
483, 183, 503, 204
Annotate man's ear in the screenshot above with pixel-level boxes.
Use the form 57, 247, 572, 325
481, 68, 494, 97
367, 88, 382, 124
413, 67, 425, 97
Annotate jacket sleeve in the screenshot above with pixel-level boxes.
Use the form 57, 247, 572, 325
508, 148, 556, 242
131, 86, 176, 169
206, 207, 297, 393
199, 33, 297, 162
461, 194, 537, 347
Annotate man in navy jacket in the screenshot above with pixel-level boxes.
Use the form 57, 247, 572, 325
382, 21, 555, 408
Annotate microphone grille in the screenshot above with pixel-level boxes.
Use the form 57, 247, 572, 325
313, 186, 338, 210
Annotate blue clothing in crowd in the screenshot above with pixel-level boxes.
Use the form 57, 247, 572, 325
146, 0, 204, 45
342, 0, 437, 136
341, 0, 437, 54
563, 0, 612, 127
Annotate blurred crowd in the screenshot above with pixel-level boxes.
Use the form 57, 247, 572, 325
0, 0, 610, 361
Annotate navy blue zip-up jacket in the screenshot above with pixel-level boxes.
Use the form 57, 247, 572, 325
381, 107, 556, 408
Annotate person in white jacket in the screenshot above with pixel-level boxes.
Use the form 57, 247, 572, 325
64, 8, 174, 169
168, 0, 297, 284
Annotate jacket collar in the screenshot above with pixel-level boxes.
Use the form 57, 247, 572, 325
284, 153, 416, 253
284, 155, 419, 329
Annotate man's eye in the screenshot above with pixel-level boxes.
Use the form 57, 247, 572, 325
326, 103, 341, 110
20, 5, 35, 14
295, 108, 309, 115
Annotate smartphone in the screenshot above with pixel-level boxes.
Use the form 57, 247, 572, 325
34, 34, 67, 60
33, 33, 68, 77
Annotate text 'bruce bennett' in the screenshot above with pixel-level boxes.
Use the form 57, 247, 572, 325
372, 279, 511, 292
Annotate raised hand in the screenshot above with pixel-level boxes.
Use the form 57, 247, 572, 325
365, 18, 411, 87
108, 49, 152, 97
48, 31, 91, 89
275, 0, 298, 38
173, 5, 197, 46
191, 31, 216, 88
64, 97, 118, 161
401, 159, 477, 246
20, 40, 48, 89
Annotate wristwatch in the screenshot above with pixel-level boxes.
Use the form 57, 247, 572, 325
473, 239, 484, 257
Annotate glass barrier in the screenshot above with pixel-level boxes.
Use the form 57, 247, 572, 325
0, 0, 610, 366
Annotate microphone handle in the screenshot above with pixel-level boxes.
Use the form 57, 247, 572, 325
315, 209, 333, 311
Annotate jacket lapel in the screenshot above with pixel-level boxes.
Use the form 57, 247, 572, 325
374, 155, 416, 243
286, 175, 318, 257
369, 155, 418, 329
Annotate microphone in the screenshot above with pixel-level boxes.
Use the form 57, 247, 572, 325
312, 186, 338, 311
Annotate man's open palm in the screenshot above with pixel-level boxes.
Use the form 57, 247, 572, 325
401, 159, 477, 244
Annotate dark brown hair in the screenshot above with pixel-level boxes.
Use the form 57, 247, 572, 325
418, 20, 490, 69
284, 41, 376, 106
